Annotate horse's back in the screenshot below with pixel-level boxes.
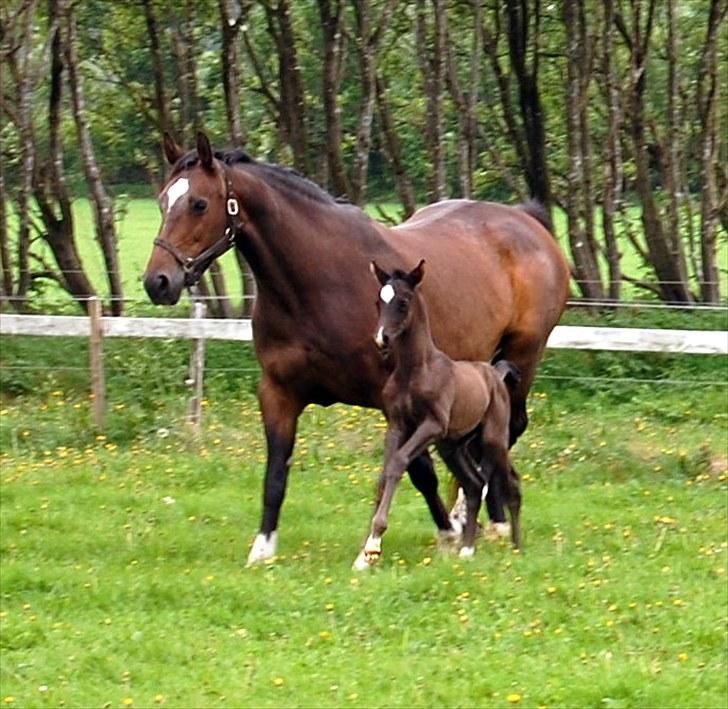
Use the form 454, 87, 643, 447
385, 199, 569, 361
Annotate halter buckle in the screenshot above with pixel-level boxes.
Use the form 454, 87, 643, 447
227, 198, 239, 216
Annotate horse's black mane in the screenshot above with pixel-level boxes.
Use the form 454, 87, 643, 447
171, 148, 341, 206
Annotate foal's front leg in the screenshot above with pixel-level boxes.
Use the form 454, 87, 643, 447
353, 419, 442, 570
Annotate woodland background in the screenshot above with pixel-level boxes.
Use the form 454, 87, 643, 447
1, 0, 726, 315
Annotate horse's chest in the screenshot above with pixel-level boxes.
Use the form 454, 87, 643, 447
383, 384, 433, 428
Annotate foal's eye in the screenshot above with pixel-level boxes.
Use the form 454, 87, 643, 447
398, 300, 408, 314
191, 198, 208, 214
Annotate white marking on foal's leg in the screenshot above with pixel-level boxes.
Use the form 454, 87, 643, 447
459, 545, 475, 558
246, 531, 278, 566
448, 487, 467, 530
481, 482, 489, 501
352, 535, 382, 571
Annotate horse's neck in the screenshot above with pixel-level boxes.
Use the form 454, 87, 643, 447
392, 300, 438, 377
232, 168, 373, 314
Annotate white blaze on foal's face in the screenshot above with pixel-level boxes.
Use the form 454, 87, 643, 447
163, 177, 190, 214
380, 284, 395, 304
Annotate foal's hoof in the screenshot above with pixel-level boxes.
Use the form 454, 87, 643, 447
458, 545, 475, 559
246, 532, 278, 566
352, 550, 380, 571
484, 521, 511, 541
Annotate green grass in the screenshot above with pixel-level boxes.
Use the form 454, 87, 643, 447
1, 338, 726, 707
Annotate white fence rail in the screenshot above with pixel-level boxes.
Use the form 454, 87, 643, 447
1, 313, 726, 355
2, 307, 726, 431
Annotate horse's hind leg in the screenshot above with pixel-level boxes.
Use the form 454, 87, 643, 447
505, 464, 522, 549
247, 376, 304, 566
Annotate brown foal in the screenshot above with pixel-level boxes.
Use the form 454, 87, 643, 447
354, 260, 522, 569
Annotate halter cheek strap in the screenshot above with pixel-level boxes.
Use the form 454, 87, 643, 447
153, 166, 247, 287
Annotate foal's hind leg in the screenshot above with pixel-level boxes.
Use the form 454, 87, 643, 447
452, 445, 486, 557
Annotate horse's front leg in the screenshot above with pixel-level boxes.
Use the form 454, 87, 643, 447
353, 419, 441, 570
246, 376, 304, 566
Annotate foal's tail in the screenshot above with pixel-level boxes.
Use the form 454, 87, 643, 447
494, 360, 521, 390
517, 199, 553, 234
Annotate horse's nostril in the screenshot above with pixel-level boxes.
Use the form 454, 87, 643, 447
157, 273, 169, 293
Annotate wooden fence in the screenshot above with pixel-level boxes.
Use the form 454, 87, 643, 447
2, 301, 726, 430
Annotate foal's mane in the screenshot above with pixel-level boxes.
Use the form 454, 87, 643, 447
169, 148, 343, 207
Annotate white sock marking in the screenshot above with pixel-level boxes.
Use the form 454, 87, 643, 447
246, 531, 278, 566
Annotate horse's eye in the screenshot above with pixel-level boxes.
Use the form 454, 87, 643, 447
191, 198, 208, 214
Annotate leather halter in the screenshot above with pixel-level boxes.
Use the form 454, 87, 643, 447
153, 166, 246, 288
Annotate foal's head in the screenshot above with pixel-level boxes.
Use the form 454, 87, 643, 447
370, 259, 426, 355
144, 132, 234, 305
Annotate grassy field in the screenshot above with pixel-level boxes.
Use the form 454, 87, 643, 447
1, 337, 726, 708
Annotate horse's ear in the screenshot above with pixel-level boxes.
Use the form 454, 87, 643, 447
407, 259, 426, 288
197, 131, 214, 171
163, 132, 183, 165
370, 261, 390, 287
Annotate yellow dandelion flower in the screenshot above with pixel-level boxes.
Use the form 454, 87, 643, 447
507, 693, 522, 703
122, 699, 134, 707
678, 652, 688, 662
3, 698, 14, 705
319, 630, 332, 639
273, 677, 284, 687
154, 695, 165, 704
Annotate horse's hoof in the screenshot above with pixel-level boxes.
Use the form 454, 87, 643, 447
484, 521, 511, 541
459, 545, 475, 558
246, 532, 278, 566
437, 527, 462, 554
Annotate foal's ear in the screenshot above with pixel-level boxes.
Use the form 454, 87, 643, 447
406, 259, 426, 288
196, 131, 214, 171
163, 132, 183, 166
370, 261, 390, 287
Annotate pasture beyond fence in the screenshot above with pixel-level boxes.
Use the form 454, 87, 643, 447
1, 299, 726, 431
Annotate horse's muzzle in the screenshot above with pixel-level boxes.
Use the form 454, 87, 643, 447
143, 268, 184, 305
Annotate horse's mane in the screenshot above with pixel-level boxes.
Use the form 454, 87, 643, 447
171, 148, 341, 206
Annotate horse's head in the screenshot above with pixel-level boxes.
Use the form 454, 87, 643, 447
143, 131, 237, 305
370, 259, 426, 355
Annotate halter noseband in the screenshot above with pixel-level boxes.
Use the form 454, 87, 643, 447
153, 166, 246, 288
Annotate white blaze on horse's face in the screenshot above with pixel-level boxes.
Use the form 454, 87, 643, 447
380, 284, 395, 303
163, 177, 190, 214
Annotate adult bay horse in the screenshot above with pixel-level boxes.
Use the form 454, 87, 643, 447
143, 132, 570, 565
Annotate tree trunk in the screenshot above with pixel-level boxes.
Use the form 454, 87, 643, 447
416, 0, 447, 202
562, 0, 603, 302
600, 0, 622, 301
219, 0, 246, 148
621, 0, 692, 303
375, 75, 416, 218
696, 0, 724, 303
318, 0, 350, 197
444, 0, 482, 199
505, 0, 551, 212
65, 4, 124, 315
262, 0, 309, 173
350, 0, 395, 204
142, 0, 173, 180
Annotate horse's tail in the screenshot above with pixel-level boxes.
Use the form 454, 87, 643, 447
518, 199, 552, 234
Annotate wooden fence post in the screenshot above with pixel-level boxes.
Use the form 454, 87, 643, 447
88, 297, 106, 430
186, 299, 207, 432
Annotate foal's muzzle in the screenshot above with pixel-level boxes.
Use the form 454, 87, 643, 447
374, 327, 390, 355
